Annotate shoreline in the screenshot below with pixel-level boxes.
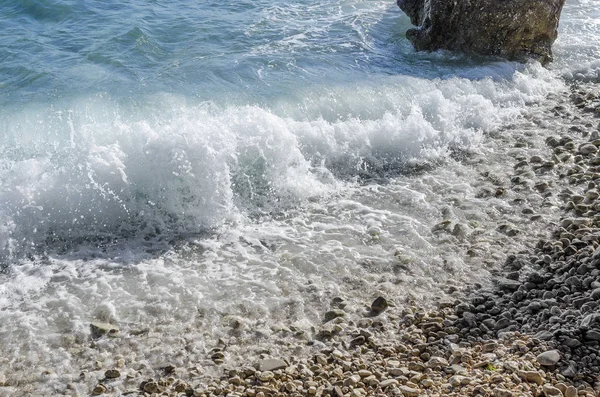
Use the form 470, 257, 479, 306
105, 83, 600, 397
1, 83, 599, 397
76, 86, 600, 396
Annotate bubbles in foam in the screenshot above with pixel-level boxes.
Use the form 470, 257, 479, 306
0, 0, 595, 394
552, 0, 600, 82
0, 63, 563, 260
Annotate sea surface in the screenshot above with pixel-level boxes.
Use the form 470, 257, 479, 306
0, 0, 599, 394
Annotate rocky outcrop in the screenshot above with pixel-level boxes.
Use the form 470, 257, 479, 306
397, 0, 566, 64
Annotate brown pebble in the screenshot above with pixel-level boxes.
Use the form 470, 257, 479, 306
104, 369, 120, 379
91, 384, 107, 396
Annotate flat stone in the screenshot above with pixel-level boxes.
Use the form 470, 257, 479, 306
518, 370, 544, 385
380, 379, 399, 388
357, 369, 372, 378
257, 371, 274, 382
565, 276, 582, 287
421, 322, 443, 332
258, 358, 287, 372
555, 383, 567, 394
503, 361, 519, 372
426, 356, 448, 368
579, 143, 598, 154
494, 318, 511, 330
482, 342, 498, 352
536, 350, 561, 366
388, 367, 411, 376
324, 309, 346, 322
344, 375, 361, 387
143, 382, 159, 394
229, 376, 242, 386
565, 386, 577, 397
371, 296, 388, 314
534, 330, 554, 340
449, 375, 471, 386
572, 297, 590, 309
408, 362, 426, 371
90, 322, 119, 339
585, 330, 600, 341
542, 384, 563, 396
560, 364, 577, 378
493, 387, 514, 397
448, 364, 467, 375
334, 386, 344, 397
497, 278, 521, 291
399, 385, 419, 397
562, 337, 581, 348
104, 369, 120, 379
580, 313, 600, 328
92, 384, 107, 396
527, 301, 543, 313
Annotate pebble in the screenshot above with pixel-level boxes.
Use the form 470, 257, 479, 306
371, 297, 388, 314
257, 359, 287, 372
104, 369, 120, 379
379, 379, 399, 388
483, 342, 498, 352
398, 385, 419, 396
536, 350, 561, 366
579, 143, 598, 154
585, 330, 600, 341
518, 370, 544, 385
357, 369, 372, 378
493, 387, 514, 397
324, 309, 346, 322
142, 381, 159, 393
543, 384, 563, 396
344, 375, 361, 387
565, 386, 577, 397
426, 356, 448, 368
89, 322, 119, 339
92, 384, 107, 396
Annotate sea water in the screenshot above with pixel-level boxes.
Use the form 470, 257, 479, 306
0, 0, 598, 394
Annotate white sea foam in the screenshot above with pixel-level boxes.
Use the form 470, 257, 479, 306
552, 0, 600, 82
0, 63, 569, 395
0, 0, 597, 394
0, 63, 559, 260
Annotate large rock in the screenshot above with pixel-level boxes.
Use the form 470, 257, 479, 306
397, 0, 565, 63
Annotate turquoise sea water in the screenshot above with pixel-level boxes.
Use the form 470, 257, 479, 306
0, 0, 507, 104
0, 0, 598, 394
3, 0, 595, 255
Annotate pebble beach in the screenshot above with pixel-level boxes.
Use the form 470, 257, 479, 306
9, 84, 596, 397
1, 1, 600, 396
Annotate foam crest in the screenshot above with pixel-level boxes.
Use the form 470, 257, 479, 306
0, 99, 333, 258
0, 65, 563, 259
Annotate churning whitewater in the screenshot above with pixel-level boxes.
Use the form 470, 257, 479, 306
0, 0, 598, 394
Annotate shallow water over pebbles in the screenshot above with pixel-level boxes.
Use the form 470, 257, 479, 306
0, 0, 599, 394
